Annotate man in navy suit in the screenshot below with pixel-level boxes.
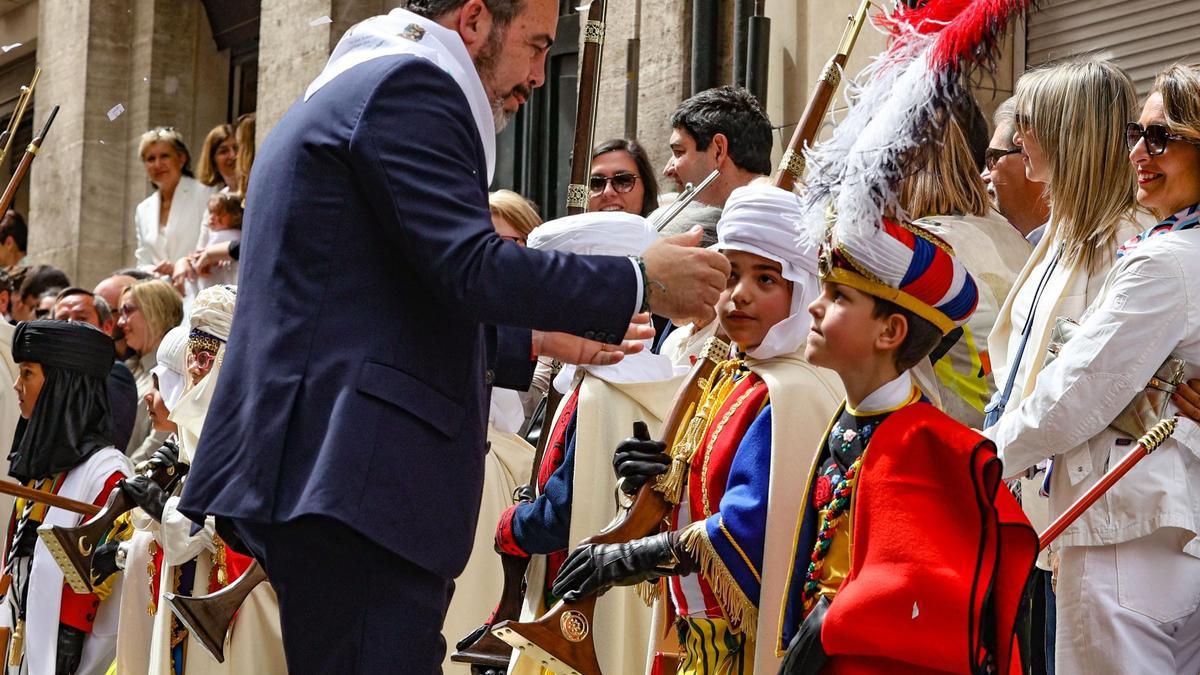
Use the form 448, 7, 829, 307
178, 1, 728, 671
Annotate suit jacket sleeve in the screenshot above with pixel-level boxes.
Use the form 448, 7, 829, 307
349, 58, 638, 345
493, 325, 535, 392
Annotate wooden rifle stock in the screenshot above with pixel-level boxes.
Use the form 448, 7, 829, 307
773, 0, 870, 193
452, 378, 567, 667
564, 0, 607, 215
0, 105, 57, 217
38, 460, 181, 594
493, 337, 731, 675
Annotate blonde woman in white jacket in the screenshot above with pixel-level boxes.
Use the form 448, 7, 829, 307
133, 127, 217, 276
987, 62, 1200, 673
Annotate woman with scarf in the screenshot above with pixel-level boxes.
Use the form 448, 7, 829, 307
985, 63, 1200, 673
120, 286, 284, 675
1, 321, 133, 674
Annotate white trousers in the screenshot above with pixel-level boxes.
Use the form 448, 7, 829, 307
1056, 527, 1200, 674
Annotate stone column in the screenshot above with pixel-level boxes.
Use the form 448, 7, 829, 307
29, 0, 227, 286
255, 0, 387, 144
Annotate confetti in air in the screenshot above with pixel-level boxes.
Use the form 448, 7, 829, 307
1, 43, 22, 53
107, 103, 125, 121
309, 15, 332, 26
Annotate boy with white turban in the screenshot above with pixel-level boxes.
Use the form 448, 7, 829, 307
551, 184, 843, 674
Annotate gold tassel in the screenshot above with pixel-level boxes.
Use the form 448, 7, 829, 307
679, 523, 758, 634
654, 361, 741, 504
9, 619, 23, 667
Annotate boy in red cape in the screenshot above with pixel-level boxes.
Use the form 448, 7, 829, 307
778, 219, 1038, 674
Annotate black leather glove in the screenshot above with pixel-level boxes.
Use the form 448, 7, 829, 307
470, 667, 505, 675
120, 475, 169, 522
551, 530, 691, 602
91, 540, 122, 587
613, 421, 670, 495
56, 623, 86, 675
512, 484, 535, 504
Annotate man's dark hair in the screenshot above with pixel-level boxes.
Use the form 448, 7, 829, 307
405, 0, 525, 26
670, 86, 773, 176
870, 298, 944, 372
19, 264, 70, 302
0, 209, 27, 254
113, 267, 154, 281
592, 138, 660, 217
54, 287, 112, 325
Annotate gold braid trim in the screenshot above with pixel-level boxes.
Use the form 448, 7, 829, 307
655, 360, 743, 504
679, 521, 757, 635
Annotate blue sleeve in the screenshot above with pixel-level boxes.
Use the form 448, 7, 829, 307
510, 417, 577, 555
349, 58, 637, 344
701, 404, 774, 609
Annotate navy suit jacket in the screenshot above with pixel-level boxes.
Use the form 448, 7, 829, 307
178, 55, 638, 579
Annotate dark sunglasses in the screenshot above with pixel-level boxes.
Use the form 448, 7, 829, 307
589, 172, 639, 195
1126, 122, 1197, 156
985, 146, 1022, 170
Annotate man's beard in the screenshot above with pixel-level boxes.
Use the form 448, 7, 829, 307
474, 26, 529, 134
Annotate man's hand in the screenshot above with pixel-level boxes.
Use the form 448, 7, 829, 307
642, 226, 730, 324
533, 314, 656, 366
1174, 379, 1200, 422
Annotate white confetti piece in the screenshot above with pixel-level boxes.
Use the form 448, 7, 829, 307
98, 140, 106, 145
1, 43, 22, 53
142, 76, 150, 84
107, 103, 125, 121
911, 602, 919, 619
309, 15, 332, 26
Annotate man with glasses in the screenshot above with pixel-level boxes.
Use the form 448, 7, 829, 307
983, 98, 1050, 245
53, 287, 139, 451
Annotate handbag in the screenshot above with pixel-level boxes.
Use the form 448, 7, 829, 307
1045, 316, 1186, 438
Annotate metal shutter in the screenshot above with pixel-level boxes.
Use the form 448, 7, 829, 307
1026, 0, 1200, 95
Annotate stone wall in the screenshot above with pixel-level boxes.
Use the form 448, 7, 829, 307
255, 0, 387, 147
28, 0, 227, 286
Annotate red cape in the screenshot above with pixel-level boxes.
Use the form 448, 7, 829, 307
822, 403, 1037, 674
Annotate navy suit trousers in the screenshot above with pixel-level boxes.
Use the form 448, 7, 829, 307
232, 516, 453, 674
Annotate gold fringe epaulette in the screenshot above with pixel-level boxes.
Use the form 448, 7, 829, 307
654, 359, 743, 504
679, 521, 758, 634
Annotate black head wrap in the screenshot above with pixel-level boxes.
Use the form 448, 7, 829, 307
9, 320, 115, 481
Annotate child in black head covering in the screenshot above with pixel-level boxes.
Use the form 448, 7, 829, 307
5, 320, 132, 674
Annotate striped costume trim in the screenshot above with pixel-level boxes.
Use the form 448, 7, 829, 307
678, 617, 753, 675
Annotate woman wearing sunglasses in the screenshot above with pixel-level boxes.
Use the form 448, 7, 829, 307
588, 138, 659, 216
986, 63, 1200, 673
983, 59, 1142, 672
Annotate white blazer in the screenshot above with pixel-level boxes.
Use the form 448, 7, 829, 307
134, 175, 217, 269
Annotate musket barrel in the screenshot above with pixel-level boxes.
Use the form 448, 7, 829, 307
565, 0, 608, 215
0, 104, 58, 217
773, 0, 871, 192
